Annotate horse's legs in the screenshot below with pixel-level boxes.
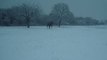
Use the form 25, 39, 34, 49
49, 25, 51, 29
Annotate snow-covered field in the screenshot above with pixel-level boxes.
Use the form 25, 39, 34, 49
0, 26, 107, 60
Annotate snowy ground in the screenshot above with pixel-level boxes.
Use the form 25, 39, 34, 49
0, 26, 107, 60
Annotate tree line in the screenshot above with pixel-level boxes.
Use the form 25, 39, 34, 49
0, 3, 105, 28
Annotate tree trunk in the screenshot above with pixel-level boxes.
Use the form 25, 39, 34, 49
26, 17, 30, 28
58, 19, 62, 27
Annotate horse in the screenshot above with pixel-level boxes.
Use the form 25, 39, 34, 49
47, 21, 54, 29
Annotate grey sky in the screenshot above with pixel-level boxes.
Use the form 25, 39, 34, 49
0, 0, 107, 20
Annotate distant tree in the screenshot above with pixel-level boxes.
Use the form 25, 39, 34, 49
0, 4, 43, 26
32, 5, 43, 25
18, 4, 43, 27
84, 17, 99, 25
39, 15, 50, 25
6, 9, 16, 25
0, 12, 6, 25
75, 17, 99, 25
19, 4, 34, 28
104, 20, 107, 24
99, 19, 107, 25
50, 3, 74, 27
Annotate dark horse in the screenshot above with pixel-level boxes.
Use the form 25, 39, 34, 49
47, 21, 54, 29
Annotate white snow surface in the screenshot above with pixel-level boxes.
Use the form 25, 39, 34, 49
0, 26, 107, 60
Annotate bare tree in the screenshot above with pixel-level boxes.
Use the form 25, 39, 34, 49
50, 3, 74, 27
20, 4, 43, 28
6, 9, 16, 25
20, 4, 34, 28
1, 12, 6, 25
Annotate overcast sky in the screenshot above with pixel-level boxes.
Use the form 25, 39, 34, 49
0, 0, 107, 20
